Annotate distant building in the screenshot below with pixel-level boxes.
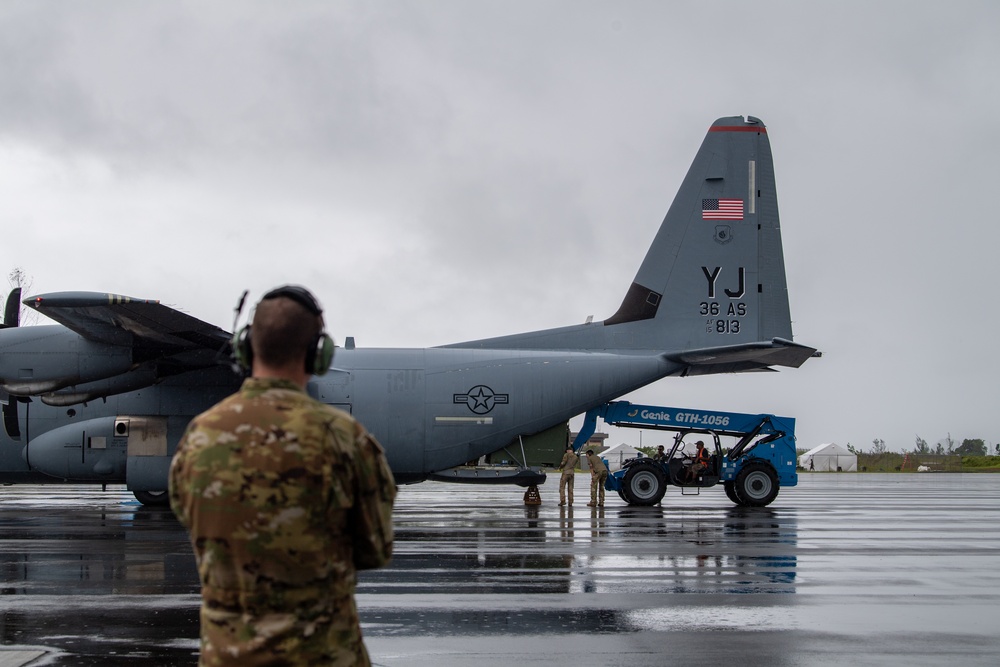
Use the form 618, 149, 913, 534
569, 431, 609, 471
570, 431, 608, 450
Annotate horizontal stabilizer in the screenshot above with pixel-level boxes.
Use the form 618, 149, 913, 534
665, 338, 819, 376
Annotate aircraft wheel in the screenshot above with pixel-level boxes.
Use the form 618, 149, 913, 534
622, 462, 667, 506
724, 480, 743, 505
133, 490, 171, 507
734, 462, 779, 507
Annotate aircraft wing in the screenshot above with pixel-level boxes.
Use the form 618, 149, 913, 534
26, 291, 231, 362
665, 338, 819, 376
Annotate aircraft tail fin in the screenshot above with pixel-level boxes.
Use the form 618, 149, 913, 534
447, 115, 816, 372
608, 117, 787, 332
599, 115, 814, 369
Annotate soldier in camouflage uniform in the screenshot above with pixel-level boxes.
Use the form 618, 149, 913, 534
170, 286, 396, 667
557, 445, 578, 506
585, 449, 608, 507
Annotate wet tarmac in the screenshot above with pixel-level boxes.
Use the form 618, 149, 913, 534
1, 473, 999, 666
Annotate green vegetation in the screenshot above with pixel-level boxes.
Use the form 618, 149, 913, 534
803, 453, 1000, 473
856, 453, 961, 472
674, 435, 999, 473
956, 439, 987, 456
960, 455, 1000, 471
820, 434, 1000, 472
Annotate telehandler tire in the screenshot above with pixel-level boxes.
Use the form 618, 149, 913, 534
734, 462, 779, 507
622, 461, 667, 506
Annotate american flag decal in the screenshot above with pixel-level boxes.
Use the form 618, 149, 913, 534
702, 198, 744, 220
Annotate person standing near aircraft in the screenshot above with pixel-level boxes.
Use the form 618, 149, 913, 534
586, 449, 608, 507
169, 285, 396, 667
558, 444, 579, 506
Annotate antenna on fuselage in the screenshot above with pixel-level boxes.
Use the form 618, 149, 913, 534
215, 289, 250, 374
232, 289, 249, 332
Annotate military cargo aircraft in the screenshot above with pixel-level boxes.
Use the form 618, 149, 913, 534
0, 115, 817, 504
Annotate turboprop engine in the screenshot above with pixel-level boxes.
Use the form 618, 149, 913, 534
22, 415, 185, 495
0, 326, 133, 396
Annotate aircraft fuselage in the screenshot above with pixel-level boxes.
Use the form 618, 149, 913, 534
2, 346, 677, 487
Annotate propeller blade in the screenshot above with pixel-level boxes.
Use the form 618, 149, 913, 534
3, 400, 20, 440
2, 287, 21, 328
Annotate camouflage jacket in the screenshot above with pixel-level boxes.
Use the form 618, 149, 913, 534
169, 377, 396, 667
586, 453, 608, 475
558, 450, 579, 474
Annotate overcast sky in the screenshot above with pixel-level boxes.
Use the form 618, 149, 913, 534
2, 1, 998, 453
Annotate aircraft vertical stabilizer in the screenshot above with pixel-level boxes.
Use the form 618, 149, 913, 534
449, 115, 816, 373
603, 116, 796, 351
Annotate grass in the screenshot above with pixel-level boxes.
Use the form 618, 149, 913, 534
798, 453, 1000, 473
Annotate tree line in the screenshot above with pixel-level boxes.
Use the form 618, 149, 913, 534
845, 435, 996, 457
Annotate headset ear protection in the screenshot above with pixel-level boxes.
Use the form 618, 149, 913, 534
232, 285, 335, 376
306, 330, 336, 376
232, 325, 253, 373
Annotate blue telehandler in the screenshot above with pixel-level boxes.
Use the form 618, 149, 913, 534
571, 401, 799, 507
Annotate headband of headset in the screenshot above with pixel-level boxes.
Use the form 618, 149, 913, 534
232, 285, 334, 376
261, 284, 323, 316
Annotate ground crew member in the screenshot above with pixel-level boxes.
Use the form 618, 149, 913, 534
169, 285, 396, 667
684, 440, 711, 482
653, 445, 666, 462
558, 445, 579, 506
586, 449, 608, 507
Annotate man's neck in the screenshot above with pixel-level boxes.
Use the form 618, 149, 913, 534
252, 362, 308, 389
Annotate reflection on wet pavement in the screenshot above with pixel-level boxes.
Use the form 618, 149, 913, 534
2, 473, 999, 666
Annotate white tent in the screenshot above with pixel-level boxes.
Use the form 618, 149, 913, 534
800, 443, 857, 472
598, 443, 643, 472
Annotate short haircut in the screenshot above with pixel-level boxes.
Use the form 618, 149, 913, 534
251, 296, 322, 369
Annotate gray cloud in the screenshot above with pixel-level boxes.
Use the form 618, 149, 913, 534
2, 0, 998, 452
